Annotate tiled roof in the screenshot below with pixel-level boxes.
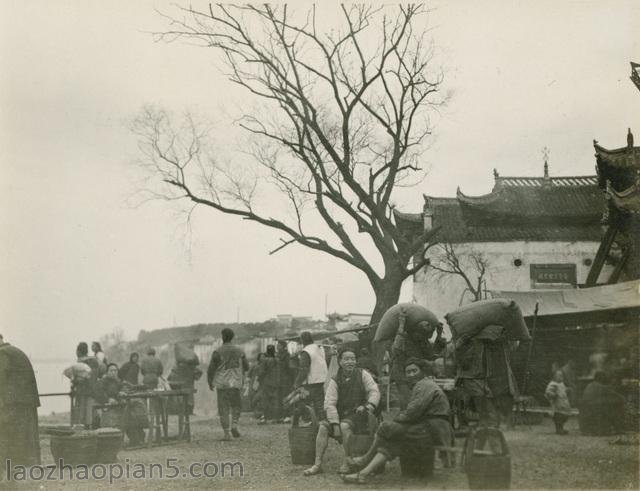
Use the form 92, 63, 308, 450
429, 200, 602, 243
394, 173, 605, 244
456, 180, 603, 223
494, 176, 598, 187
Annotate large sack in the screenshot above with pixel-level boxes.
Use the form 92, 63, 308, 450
174, 343, 199, 366
374, 303, 440, 342
445, 299, 530, 341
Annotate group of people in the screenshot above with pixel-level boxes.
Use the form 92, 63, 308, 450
205, 329, 333, 439
64, 339, 208, 447
303, 346, 454, 484
202, 325, 455, 484
246, 340, 294, 424
63, 343, 165, 444
64, 342, 167, 429
545, 363, 629, 436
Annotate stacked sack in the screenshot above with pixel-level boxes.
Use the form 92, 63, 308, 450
445, 299, 531, 346
374, 302, 440, 342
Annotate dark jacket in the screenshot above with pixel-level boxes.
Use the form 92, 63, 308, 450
0, 342, 40, 408
118, 361, 140, 386
140, 356, 164, 388
391, 327, 445, 383
276, 350, 293, 388
94, 377, 123, 404
258, 356, 279, 388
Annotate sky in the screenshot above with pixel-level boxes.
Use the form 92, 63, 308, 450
1, 1, 638, 360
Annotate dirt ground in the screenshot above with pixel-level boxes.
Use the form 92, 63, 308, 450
5, 413, 639, 490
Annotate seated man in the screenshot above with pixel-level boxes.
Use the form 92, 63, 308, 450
303, 348, 380, 476
343, 357, 453, 484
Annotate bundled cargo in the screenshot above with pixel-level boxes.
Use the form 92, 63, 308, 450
63, 362, 92, 381
445, 299, 530, 342
174, 343, 199, 366
374, 303, 440, 342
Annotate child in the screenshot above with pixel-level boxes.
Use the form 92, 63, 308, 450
545, 370, 571, 435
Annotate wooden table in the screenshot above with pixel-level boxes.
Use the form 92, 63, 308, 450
118, 388, 196, 447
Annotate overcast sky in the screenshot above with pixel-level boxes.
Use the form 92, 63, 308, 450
1, 1, 638, 360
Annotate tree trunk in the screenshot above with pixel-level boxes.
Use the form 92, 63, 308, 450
370, 275, 404, 327
366, 270, 405, 368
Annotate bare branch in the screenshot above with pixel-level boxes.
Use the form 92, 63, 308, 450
133, 4, 447, 315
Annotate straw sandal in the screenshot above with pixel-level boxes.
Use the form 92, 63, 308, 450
303, 464, 323, 476
342, 472, 368, 484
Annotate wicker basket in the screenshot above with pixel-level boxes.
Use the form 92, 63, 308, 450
288, 405, 318, 465
348, 413, 378, 457
399, 434, 435, 478
463, 427, 511, 489
50, 432, 98, 466
96, 428, 123, 463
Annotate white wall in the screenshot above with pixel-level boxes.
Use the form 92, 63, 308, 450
413, 241, 613, 322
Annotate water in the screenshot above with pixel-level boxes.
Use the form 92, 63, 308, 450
32, 359, 73, 416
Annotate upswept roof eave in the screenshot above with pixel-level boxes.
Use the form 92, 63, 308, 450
423, 194, 459, 202
607, 181, 640, 213
455, 186, 503, 205
393, 208, 423, 224
594, 141, 640, 164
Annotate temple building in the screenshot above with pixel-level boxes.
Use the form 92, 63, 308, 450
395, 165, 612, 320
587, 129, 640, 284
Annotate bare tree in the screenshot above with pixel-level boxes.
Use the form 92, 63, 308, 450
131, 4, 446, 326
427, 243, 489, 302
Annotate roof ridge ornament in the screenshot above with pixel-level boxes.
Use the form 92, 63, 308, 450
628, 128, 634, 148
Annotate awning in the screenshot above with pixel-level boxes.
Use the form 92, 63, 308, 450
489, 280, 640, 326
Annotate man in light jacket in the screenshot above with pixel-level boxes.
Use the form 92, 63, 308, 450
294, 331, 328, 421
303, 347, 379, 476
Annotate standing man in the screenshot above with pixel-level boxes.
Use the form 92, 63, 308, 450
140, 348, 163, 390
391, 308, 445, 409
72, 342, 100, 427
294, 331, 328, 420
92, 341, 107, 378
118, 352, 141, 386
0, 334, 41, 473
258, 345, 279, 424
455, 325, 519, 428
168, 359, 202, 416
207, 328, 249, 441
276, 340, 293, 422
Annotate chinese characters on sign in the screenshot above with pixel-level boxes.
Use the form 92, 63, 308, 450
530, 264, 577, 287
